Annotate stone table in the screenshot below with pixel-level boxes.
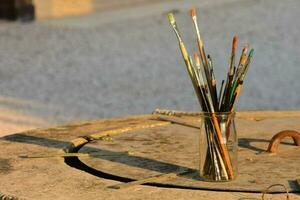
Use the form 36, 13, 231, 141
0, 111, 300, 200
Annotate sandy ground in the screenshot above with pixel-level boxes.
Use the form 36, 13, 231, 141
0, 0, 300, 136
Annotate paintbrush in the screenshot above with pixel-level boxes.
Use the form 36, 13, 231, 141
190, 8, 208, 69
229, 35, 238, 76
190, 8, 215, 100
167, 13, 194, 81
167, 13, 204, 107
230, 49, 254, 111
239, 48, 254, 82
226, 45, 249, 109
207, 55, 218, 110
220, 36, 238, 111
218, 80, 225, 105
194, 52, 202, 77
235, 45, 248, 80
193, 52, 211, 111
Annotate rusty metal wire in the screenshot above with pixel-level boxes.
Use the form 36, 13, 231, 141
261, 184, 289, 200
153, 108, 202, 116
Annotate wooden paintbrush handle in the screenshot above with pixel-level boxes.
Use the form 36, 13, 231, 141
211, 113, 234, 179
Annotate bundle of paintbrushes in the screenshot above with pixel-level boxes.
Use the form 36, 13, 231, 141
167, 8, 254, 181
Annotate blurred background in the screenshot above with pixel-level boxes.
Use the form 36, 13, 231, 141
0, 0, 299, 135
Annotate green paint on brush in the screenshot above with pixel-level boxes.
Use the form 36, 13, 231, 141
189, 56, 194, 66
249, 48, 254, 57
229, 81, 238, 102
229, 49, 254, 103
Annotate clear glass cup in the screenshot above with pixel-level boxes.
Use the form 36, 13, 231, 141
199, 112, 238, 181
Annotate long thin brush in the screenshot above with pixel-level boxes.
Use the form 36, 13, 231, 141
190, 8, 220, 113
194, 52, 205, 86
190, 8, 208, 69
211, 113, 234, 179
239, 48, 254, 82
167, 13, 193, 79
227, 45, 249, 108
207, 55, 218, 109
190, 8, 216, 100
235, 45, 248, 80
167, 13, 204, 107
230, 49, 254, 111
218, 80, 225, 104
194, 52, 201, 75
229, 35, 238, 76
220, 35, 238, 111
212, 136, 228, 180
194, 52, 212, 112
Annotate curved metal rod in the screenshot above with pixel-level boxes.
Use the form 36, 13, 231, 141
267, 130, 300, 153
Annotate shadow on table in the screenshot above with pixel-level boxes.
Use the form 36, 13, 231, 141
1, 133, 199, 181
238, 137, 296, 154
3, 133, 300, 193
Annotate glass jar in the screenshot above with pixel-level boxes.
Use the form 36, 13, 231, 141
198, 112, 237, 181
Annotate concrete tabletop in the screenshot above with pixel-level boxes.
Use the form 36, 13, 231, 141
0, 111, 300, 199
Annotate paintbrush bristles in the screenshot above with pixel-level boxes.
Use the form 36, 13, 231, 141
167, 12, 183, 42
167, 13, 175, 25
249, 48, 254, 57
194, 52, 200, 66
229, 35, 238, 76
190, 8, 196, 18
190, 8, 202, 47
233, 35, 238, 50
239, 46, 248, 66
239, 48, 254, 81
